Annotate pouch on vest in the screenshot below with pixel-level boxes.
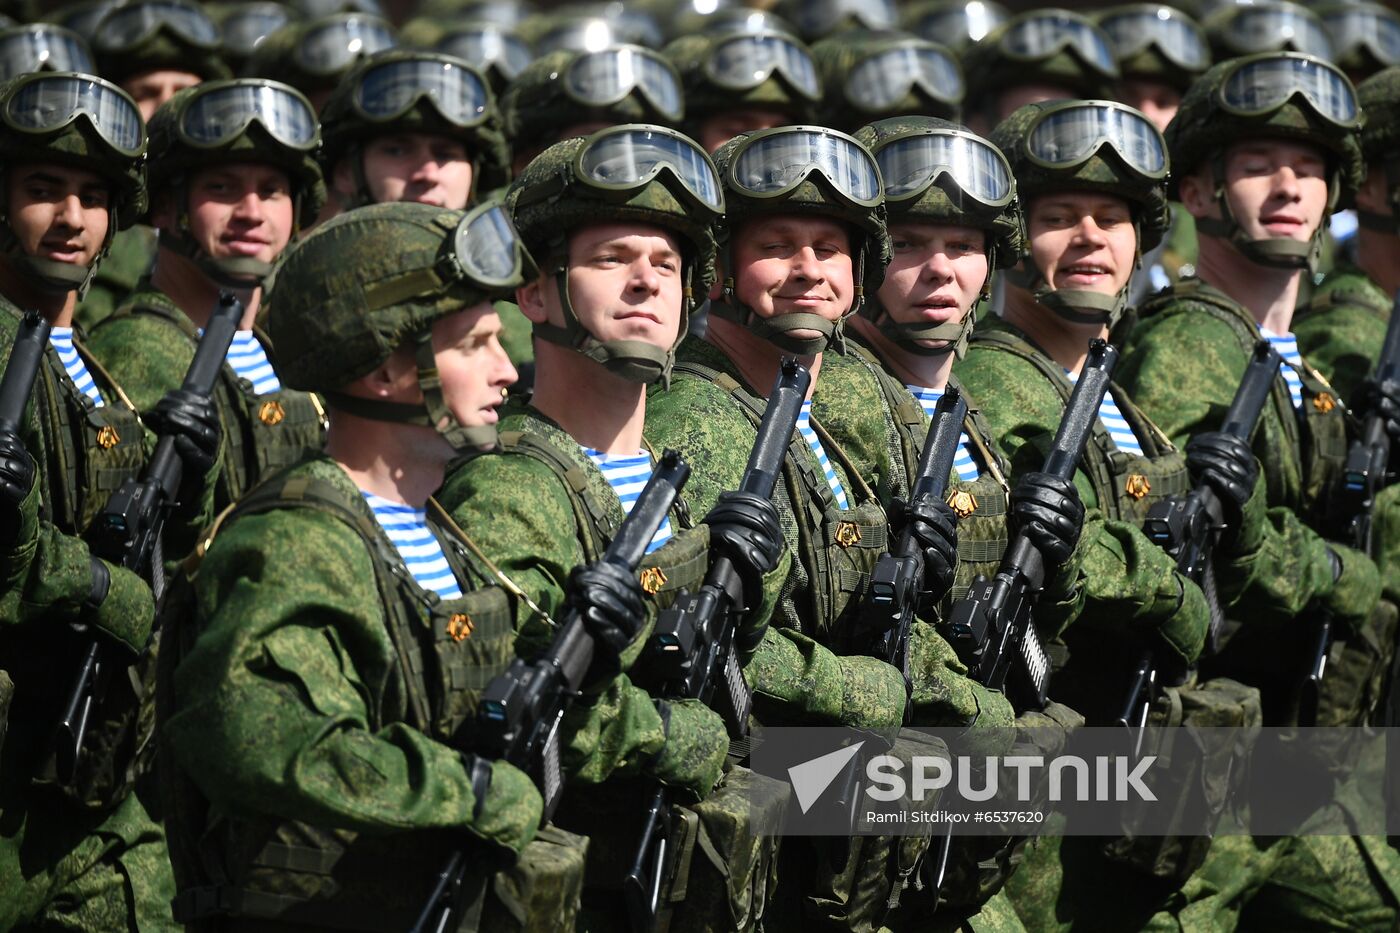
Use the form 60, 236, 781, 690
485, 824, 588, 933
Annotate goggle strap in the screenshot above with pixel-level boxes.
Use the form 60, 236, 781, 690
363, 265, 448, 311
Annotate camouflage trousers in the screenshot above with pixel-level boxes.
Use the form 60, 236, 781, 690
0, 780, 177, 932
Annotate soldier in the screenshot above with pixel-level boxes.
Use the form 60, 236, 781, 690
429, 19, 535, 96
1317, 1, 1400, 85
663, 26, 822, 154
441, 125, 788, 932
809, 30, 963, 131
244, 12, 396, 111
0, 71, 220, 931
159, 200, 717, 930
1116, 53, 1400, 928
0, 22, 94, 80
209, 0, 296, 74
86, 79, 327, 513
1096, 3, 1211, 133
1202, 0, 1335, 62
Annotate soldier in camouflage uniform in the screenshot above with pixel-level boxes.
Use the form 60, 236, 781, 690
318, 50, 536, 379
159, 200, 720, 930
0, 71, 221, 932
440, 125, 788, 932
662, 26, 822, 154
1116, 52, 1400, 931
86, 79, 327, 515
809, 30, 963, 132
75, 0, 231, 331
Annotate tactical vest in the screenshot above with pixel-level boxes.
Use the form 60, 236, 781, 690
494, 414, 708, 623
100, 290, 326, 506
1138, 278, 1349, 526
1298, 264, 1390, 322
673, 360, 889, 651
160, 467, 517, 930
840, 342, 1013, 601
966, 327, 1191, 525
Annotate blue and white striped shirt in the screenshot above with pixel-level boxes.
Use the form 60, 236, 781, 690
49, 327, 104, 407
227, 331, 281, 395
1067, 369, 1144, 456
362, 492, 463, 599
905, 385, 980, 481
1261, 327, 1306, 413
581, 448, 674, 553
796, 400, 849, 510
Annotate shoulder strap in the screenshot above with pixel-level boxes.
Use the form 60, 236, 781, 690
496, 430, 610, 562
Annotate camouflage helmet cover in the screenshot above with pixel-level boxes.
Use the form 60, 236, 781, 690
810, 30, 963, 130
145, 79, 327, 229
992, 98, 1170, 252
270, 200, 514, 392
243, 13, 396, 97
1095, 4, 1211, 92
1357, 65, 1400, 165
92, 0, 232, 85
662, 28, 820, 135
853, 115, 1023, 268
963, 9, 1119, 106
318, 49, 511, 196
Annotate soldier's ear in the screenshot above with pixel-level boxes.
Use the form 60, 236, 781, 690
1177, 165, 1216, 220
516, 278, 548, 323
149, 189, 177, 231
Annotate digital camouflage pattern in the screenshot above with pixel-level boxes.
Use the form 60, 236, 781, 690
86, 277, 327, 510
72, 225, 157, 331
1293, 261, 1390, 405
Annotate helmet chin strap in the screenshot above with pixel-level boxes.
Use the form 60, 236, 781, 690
323, 330, 499, 454
711, 241, 866, 356
161, 177, 295, 290
1008, 256, 1131, 329
530, 249, 687, 387
1194, 155, 1325, 272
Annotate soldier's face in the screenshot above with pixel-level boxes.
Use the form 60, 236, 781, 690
523, 223, 684, 351
729, 215, 855, 333
124, 69, 202, 122
877, 221, 989, 347
168, 164, 296, 268
5, 163, 111, 269
349, 133, 475, 210
431, 303, 519, 433
698, 108, 794, 155
1026, 192, 1136, 297
1117, 78, 1180, 132
1214, 140, 1330, 245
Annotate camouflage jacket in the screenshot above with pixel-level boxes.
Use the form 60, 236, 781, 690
1293, 261, 1390, 406
86, 277, 327, 511
1117, 277, 1379, 631
645, 334, 1015, 733
954, 315, 1213, 680
71, 224, 157, 332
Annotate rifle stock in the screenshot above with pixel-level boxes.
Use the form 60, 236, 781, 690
942, 339, 1118, 712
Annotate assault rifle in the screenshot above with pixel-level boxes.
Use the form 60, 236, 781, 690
622, 359, 809, 932
0, 310, 52, 480
51, 292, 241, 783
1124, 341, 1281, 743
862, 387, 968, 701
1338, 291, 1400, 554
942, 339, 1118, 712
412, 451, 691, 933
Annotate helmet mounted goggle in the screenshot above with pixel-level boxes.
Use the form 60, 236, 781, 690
792, 0, 896, 39
999, 11, 1119, 78
536, 13, 663, 56
704, 31, 821, 101
844, 41, 963, 113
296, 14, 395, 76
1323, 5, 1400, 70
909, 2, 1010, 52
1211, 3, 1334, 59
0, 25, 94, 81
93, 0, 220, 53
437, 25, 533, 82
564, 45, 683, 122
221, 3, 295, 59
1100, 5, 1209, 73
352, 56, 492, 128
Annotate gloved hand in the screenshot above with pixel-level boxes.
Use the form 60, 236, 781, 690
460, 753, 542, 859
85, 555, 155, 655
646, 698, 727, 802
703, 489, 783, 616
0, 430, 35, 548
1186, 432, 1258, 525
1014, 700, 1084, 758
891, 496, 959, 600
1357, 376, 1400, 447
1010, 472, 1083, 566
148, 389, 220, 477
567, 559, 645, 685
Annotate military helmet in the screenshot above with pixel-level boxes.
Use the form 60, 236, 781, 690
1203, 1, 1334, 61
1096, 4, 1211, 92
417, 0, 531, 28
433, 21, 535, 94
320, 50, 510, 203
1350, 66, 1400, 233
964, 9, 1120, 110
811, 30, 962, 130
854, 115, 1020, 357
992, 99, 1169, 326
903, 0, 1010, 54
92, 0, 231, 86
0, 24, 93, 81
244, 13, 396, 101
0, 71, 146, 292
1317, 2, 1400, 80
50, 0, 118, 42
271, 199, 529, 451
1166, 51, 1362, 267
509, 123, 722, 383
210, 1, 297, 72
776, 0, 897, 42
524, 7, 665, 55
710, 125, 890, 354
146, 79, 325, 286
663, 27, 820, 139
501, 46, 684, 157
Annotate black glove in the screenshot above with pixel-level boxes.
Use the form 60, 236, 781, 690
148, 389, 220, 477
567, 559, 645, 685
1010, 472, 1083, 566
1185, 431, 1258, 523
891, 496, 959, 600
0, 430, 35, 548
1357, 376, 1400, 447
704, 490, 783, 611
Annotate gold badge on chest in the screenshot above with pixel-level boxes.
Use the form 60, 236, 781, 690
640, 566, 668, 595
1125, 474, 1151, 500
